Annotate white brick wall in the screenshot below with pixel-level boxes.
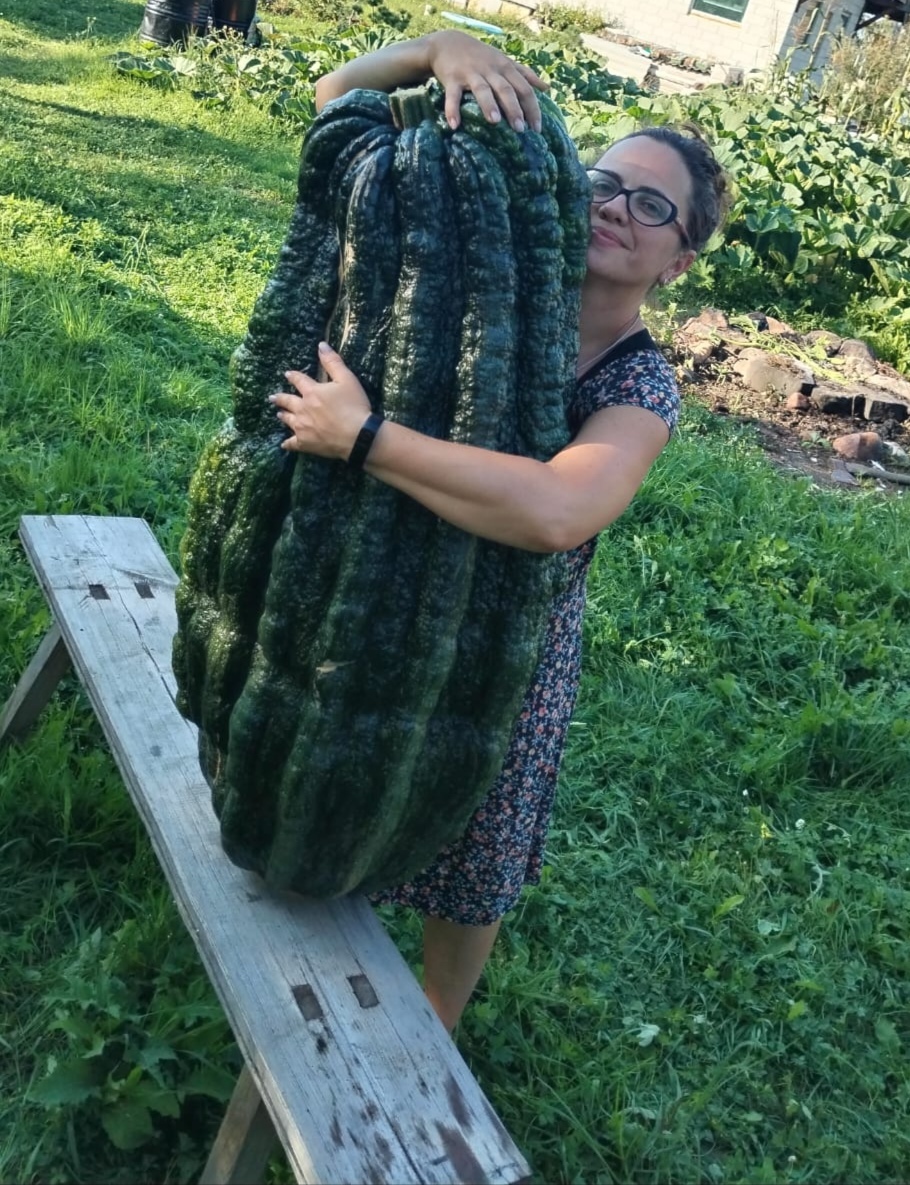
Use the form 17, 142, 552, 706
566, 0, 800, 72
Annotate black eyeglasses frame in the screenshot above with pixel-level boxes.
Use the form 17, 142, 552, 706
587, 168, 691, 250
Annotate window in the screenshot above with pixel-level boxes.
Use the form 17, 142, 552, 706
691, 0, 750, 20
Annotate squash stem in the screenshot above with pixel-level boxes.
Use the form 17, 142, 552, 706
389, 86, 435, 129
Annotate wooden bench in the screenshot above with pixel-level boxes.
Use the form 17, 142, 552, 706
1, 514, 530, 1185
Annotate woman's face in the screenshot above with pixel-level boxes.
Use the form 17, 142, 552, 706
586, 137, 695, 291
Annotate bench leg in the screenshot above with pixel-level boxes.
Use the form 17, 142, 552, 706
200, 1064, 278, 1185
0, 622, 72, 745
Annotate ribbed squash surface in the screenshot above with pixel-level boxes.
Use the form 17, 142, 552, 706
172, 86, 590, 897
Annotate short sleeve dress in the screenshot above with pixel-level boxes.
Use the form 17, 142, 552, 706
372, 329, 680, 925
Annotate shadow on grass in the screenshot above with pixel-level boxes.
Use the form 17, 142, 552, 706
2, 0, 147, 42
12, 91, 300, 186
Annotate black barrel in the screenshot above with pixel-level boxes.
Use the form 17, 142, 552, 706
211, 0, 257, 36
138, 0, 211, 45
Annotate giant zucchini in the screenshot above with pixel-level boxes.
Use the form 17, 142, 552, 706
173, 84, 591, 897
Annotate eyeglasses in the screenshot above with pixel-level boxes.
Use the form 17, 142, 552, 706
587, 169, 690, 248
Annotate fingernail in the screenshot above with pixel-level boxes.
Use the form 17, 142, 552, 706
318, 340, 330, 353
514, 118, 525, 133
533, 119, 542, 133
489, 107, 501, 123
448, 117, 458, 130
268, 394, 276, 402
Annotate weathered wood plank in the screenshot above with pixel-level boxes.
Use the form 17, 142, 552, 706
0, 622, 71, 743
18, 514, 529, 1185
200, 1066, 277, 1185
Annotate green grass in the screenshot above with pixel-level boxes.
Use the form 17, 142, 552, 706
0, 4, 298, 1178
2, 3, 910, 1183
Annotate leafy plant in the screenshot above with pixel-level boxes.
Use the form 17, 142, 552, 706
28, 923, 239, 1155
110, 23, 407, 133
536, 2, 611, 37
500, 33, 639, 104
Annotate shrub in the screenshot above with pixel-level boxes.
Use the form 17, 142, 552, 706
818, 20, 910, 135
536, 1, 613, 36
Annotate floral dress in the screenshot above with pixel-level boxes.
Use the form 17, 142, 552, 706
372, 330, 680, 925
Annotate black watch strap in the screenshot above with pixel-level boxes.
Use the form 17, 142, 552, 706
347, 412, 384, 470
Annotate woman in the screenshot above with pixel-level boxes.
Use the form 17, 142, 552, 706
269, 31, 729, 1033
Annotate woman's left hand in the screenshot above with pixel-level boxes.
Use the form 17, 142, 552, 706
270, 342, 370, 460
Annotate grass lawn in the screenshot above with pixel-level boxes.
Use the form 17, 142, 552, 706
2, 2, 910, 1182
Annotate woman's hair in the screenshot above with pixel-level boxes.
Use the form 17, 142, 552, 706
616, 123, 732, 254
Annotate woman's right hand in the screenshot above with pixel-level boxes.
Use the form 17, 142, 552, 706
424, 30, 548, 133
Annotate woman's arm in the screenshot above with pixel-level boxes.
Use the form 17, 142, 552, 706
314, 29, 548, 132
361, 404, 668, 552
270, 344, 669, 553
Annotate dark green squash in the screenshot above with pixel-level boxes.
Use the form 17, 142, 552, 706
173, 85, 591, 897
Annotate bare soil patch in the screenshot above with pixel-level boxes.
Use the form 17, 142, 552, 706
667, 325, 910, 496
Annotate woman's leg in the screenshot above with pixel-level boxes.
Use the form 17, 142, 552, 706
423, 915, 502, 1034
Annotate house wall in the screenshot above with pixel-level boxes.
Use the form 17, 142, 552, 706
779, 0, 865, 77
460, 0, 867, 76
552, 0, 799, 72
